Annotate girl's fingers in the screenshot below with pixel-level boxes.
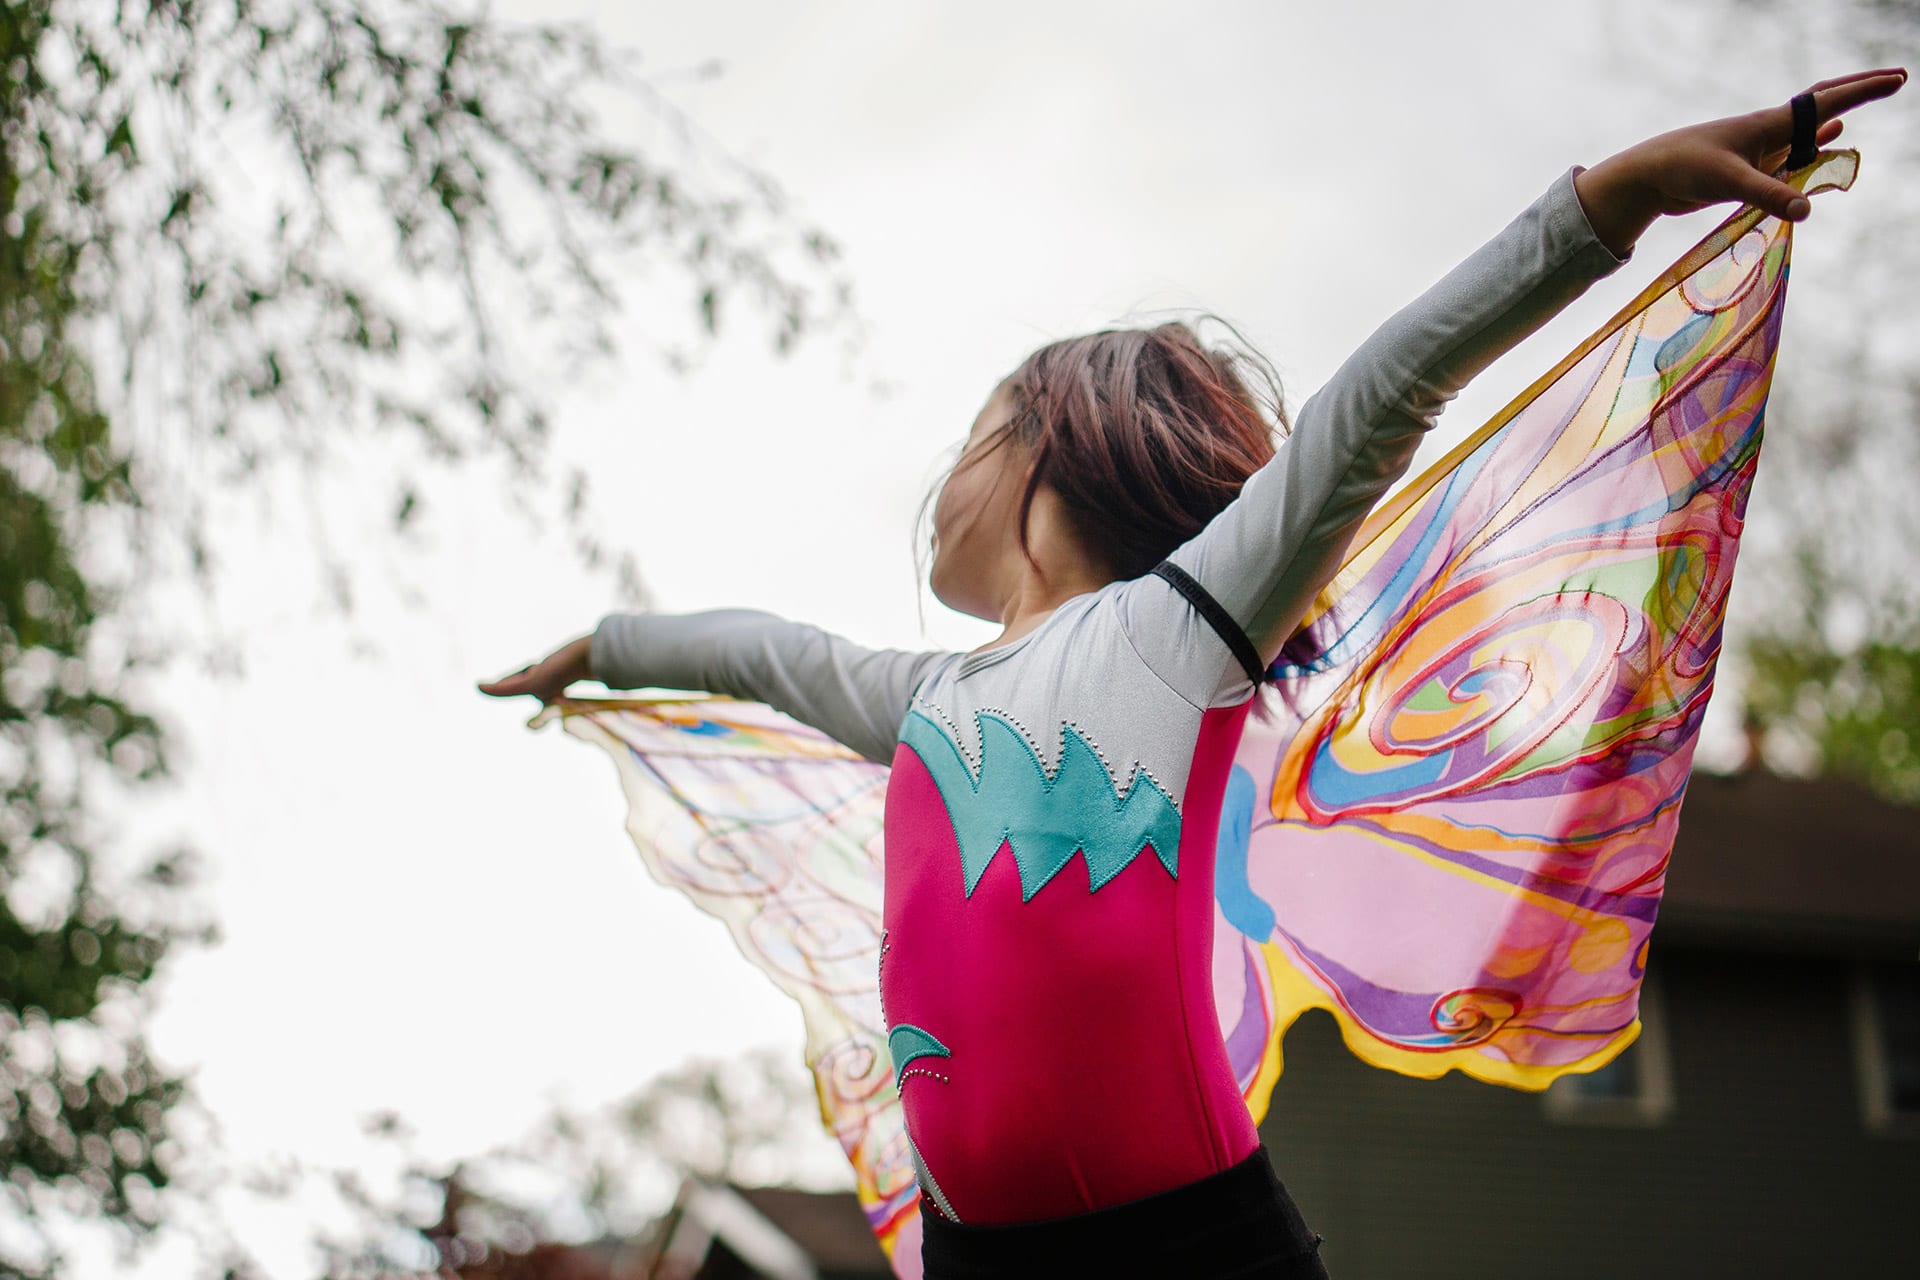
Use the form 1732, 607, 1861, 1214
1805, 68, 1907, 128
1802, 67, 1908, 100
1718, 155, 1812, 221
477, 667, 533, 695
1749, 69, 1901, 166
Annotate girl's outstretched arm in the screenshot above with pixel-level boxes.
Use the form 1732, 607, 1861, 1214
481, 611, 952, 765
1118, 69, 1905, 709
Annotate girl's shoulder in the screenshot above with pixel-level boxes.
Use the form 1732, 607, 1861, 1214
906, 585, 1214, 802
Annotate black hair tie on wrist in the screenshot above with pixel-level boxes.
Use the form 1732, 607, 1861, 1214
1787, 91, 1818, 170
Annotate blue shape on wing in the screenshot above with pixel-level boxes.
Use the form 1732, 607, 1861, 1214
1307, 729, 1446, 807
1213, 764, 1275, 940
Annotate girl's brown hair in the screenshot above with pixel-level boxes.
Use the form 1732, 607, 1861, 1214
918, 313, 1289, 586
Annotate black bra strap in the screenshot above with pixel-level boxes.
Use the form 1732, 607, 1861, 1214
1149, 560, 1268, 687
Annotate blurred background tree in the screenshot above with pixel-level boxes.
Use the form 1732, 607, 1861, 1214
1, 1, 856, 1275
1641, 0, 1920, 801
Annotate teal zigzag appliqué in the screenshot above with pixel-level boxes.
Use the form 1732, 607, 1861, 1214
899, 708, 1183, 900
887, 1023, 951, 1085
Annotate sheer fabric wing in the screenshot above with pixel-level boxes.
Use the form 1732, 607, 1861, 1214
524, 696, 927, 1273
1208, 151, 1858, 1108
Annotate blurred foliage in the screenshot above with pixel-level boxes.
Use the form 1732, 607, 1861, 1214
4, 3, 209, 1275
1, 1, 857, 1275
1726, 0, 1920, 803
1742, 549, 1920, 805
1629, 0, 1920, 800
1745, 631, 1920, 804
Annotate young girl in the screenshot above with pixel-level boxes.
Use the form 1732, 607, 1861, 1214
481, 70, 1904, 1279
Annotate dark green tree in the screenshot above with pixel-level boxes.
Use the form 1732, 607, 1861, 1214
1619, 0, 1919, 800
1719, 0, 1920, 801
1741, 553, 1920, 804
1, 2, 857, 1275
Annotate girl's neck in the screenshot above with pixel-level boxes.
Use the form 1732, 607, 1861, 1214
960, 482, 1114, 656
969, 567, 1111, 656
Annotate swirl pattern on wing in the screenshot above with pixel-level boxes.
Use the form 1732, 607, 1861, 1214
1214, 202, 1802, 1092
526, 697, 923, 1272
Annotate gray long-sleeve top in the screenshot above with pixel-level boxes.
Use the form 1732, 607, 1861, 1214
590, 166, 1629, 767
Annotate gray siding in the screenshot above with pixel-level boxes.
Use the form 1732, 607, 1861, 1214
1257, 946, 1919, 1278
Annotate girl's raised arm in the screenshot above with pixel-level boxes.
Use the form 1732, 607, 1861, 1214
1117, 68, 1905, 709
587, 609, 952, 765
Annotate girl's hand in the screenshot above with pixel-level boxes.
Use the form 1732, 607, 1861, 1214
477, 634, 595, 705
1573, 67, 1908, 258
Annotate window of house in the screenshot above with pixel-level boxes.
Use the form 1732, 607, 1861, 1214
1850, 957, 1920, 1138
1542, 969, 1675, 1127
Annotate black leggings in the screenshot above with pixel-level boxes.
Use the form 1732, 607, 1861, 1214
918, 1143, 1330, 1279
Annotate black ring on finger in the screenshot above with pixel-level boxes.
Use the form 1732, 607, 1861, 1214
1786, 91, 1818, 169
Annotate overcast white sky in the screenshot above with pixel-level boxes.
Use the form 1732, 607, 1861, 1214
68, 4, 1912, 1276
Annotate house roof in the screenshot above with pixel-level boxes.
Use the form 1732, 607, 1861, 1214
727, 1185, 887, 1274
1661, 768, 1920, 947
641, 1178, 887, 1280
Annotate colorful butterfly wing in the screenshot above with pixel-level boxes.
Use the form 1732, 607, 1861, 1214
526, 695, 926, 1274
1210, 151, 1860, 1106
